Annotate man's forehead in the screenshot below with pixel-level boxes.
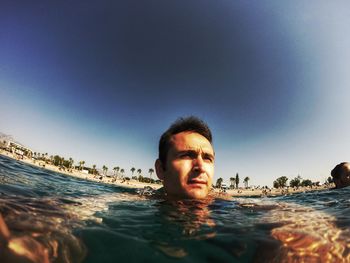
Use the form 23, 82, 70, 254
169, 132, 214, 152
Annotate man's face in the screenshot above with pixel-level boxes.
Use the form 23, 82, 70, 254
156, 131, 215, 199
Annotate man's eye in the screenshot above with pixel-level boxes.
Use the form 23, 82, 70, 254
204, 155, 214, 162
180, 153, 192, 158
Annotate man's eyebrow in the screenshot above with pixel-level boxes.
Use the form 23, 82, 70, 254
203, 152, 215, 159
177, 149, 197, 154
177, 149, 214, 157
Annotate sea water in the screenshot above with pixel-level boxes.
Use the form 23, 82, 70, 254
1, 154, 350, 263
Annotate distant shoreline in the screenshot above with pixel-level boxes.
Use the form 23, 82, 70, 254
223, 184, 331, 197
0, 149, 332, 197
0, 149, 161, 190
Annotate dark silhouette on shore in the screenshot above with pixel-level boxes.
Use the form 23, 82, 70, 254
331, 162, 350, 189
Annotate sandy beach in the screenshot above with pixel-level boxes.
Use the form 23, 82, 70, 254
0, 149, 161, 190
223, 184, 331, 197
0, 149, 332, 197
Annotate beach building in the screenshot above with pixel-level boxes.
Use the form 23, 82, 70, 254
4, 140, 33, 158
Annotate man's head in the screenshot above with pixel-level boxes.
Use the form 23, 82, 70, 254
155, 117, 215, 199
331, 162, 350, 189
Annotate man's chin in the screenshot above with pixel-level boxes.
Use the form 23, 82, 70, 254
164, 185, 210, 199
185, 188, 209, 199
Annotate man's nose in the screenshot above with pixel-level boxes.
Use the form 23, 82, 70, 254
193, 156, 205, 172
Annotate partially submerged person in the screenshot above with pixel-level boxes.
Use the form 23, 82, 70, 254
331, 162, 350, 189
155, 116, 215, 200
152, 117, 350, 261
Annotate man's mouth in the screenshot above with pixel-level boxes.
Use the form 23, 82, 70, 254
188, 180, 207, 187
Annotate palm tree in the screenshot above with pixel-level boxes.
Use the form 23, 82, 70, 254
69, 158, 74, 169
131, 167, 136, 176
113, 167, 118, 176
102, 165, 108, 175
148, 168, 154, 180
137, 169, 142, 175
120, 168, 125, 177
244, 176, 250, 188
230, 177, 236, 189
235, 173, 239, 189
216, 178, 223, 188
78, 161, 85, 171
92, 164, 97, 175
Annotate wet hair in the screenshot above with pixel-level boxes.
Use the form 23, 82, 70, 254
158, 116, 213, 168
331, 162, 348, 179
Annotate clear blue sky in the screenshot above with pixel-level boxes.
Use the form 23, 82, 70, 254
1, 1, 349, 187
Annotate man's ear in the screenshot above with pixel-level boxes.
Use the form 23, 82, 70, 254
155, 159, 164, 180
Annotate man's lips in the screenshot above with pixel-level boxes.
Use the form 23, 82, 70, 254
188, 179, 207, 186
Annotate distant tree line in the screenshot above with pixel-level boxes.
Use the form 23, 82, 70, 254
28, 151, 159, 184
214, 173, 327, 190
273, 175, 321, 188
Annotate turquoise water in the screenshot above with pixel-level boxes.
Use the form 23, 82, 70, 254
1, 155, 350, 263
